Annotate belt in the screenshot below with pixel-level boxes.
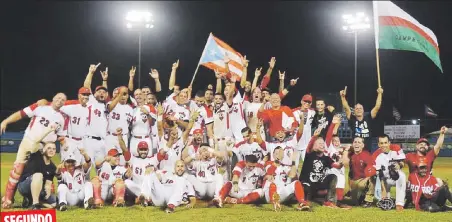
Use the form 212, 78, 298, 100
216, 138, 226, 141
109, 132, 126, 136
133, 135, 150, 139
66, 136, 82, 141
86, 135, 102, 141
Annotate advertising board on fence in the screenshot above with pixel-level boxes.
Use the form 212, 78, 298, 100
384, 125, 420, 139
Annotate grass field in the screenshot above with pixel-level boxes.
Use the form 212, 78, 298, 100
1, 153, 451, 222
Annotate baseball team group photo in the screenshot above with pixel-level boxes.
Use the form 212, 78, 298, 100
1, 1, 452, 222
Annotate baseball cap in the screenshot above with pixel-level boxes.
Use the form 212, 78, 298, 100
137, 141, 149, 150
193, 129, 203, 135
302, 94, 312, 102
78, 87, 91, 95
95, 86, 107, 92
107, 149, 121, 157
64, 153, 77, 162
416, 138, 430, 146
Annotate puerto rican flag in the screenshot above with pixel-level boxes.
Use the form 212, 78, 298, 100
198, 33, 244, 80
425, 105, 438, 117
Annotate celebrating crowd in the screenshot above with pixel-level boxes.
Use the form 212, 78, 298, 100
1, 55, 451, 214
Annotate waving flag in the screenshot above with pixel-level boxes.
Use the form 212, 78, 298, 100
425, 105, 438, 117
392, 106, 402, 121
373, 1, 443, 72
198, 33, 244, 79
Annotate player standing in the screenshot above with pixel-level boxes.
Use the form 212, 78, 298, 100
130, 88, 157, 157
292, 94, 316, 161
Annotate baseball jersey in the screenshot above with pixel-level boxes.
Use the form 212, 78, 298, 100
107, 102, 133, 134
233, 140, 267, 163
293, 108, 316, 151
264, 161, 293, 186
243, 101, 264, 133
60, 104, 90, 138
189, 104, 213, 135
408, 173, 440, 210
20, 104, 67, 143
60, 168, 86, 193
157, 138, 184, 173
232, 161, 265, 190
188, 158, 218, 183
213, 102, 232, 139
131, 105, 157, 136
405, 150, 436, 174
373, 146, 406, 179
86, 95, 108, 138
348, 150, 374, 180
97, 162, 127, 186
130, 156, 159, 185
258, 106, 297, 136
228, 99, 247, 137
157, 171, 196, 197
260, 136, 298, 166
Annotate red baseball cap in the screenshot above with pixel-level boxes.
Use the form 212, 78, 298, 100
95, 86, 108, 92
193, 129, 203, 135
137, 141, 149, 150
107, 149, 121, 157
416, 138, 430, 145
78, 87, 91, 95
302, 94, 312, 102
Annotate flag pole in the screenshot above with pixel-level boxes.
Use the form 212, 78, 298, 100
373, 1, 382, 88
376, 49, 382, 88
190, 33, 212, 86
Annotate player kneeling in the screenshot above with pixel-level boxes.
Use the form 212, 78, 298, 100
56, 151, 94, 211
92, 149, 132, 207
139, 160, 196, 213
213, 155, 265, 207
263, 147, 310, 211
184, 144, 225, 201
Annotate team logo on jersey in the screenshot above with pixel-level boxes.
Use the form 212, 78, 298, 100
207, 164, 216, 175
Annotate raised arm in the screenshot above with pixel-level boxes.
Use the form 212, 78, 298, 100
251, 67, 262, 91
260, 57, 276, 89
326, 115, 342, 147
128, 66, 136, 92
156, 104, 164, 139
183, 112, 199, 144
296, 112, 305, 141
169, 60, 179, 91
107, 87, 127, 112
370, 87, 384, 119
149, 69, 162, 93
278, 71, 285, 92
340, 86, 352, 120
83, 63, 100, 90
279, 78, 298, 98
255, 119, 264, 145
433, 126, 448, 156
215, 70, 223, 94
100, 67, 108, 89
79, 148, 92, 173
0, 111, 25, 134
240, 56, 249, 88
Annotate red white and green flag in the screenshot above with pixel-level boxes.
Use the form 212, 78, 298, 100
373, 1, 443, 72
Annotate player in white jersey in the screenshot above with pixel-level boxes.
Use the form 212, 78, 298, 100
232, 127, 267, 165
213, 155, 265, 207
243, 87, 267, 140
56, 151, 94, 211
82, 64, 109, 170
59, 87, 91, 162
292, 94, 316, 161
181, 129, 204, 161
106, 86, 133, 164
1, 93, 67, 208
130, 89, 157, 157
189, 90, 214, 146
163, 89, 191, 131
263, 147, 310, 211
225, 79, 247, 141
92, 149, 132, 207
184, 144, 225, 200
124, 141, 159, 204
139, 160, 197, 213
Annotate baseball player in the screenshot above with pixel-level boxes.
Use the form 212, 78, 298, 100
56, 151, 94, 211
232, 127, 267, 165
130, 88, 157, 157
213, 155, 265, 207
1, 93, 67, 208
292, 94, 316, 160
139, 160, 197, 213
189, 90, 214, 146
263, 146, 310, 211
184, 144, 225, 200
92, 149, 132, 207
373, 135, 407, 211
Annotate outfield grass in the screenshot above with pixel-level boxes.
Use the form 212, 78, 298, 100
1, 153, 451, 222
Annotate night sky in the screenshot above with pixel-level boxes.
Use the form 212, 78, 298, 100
2, 1, 452, 131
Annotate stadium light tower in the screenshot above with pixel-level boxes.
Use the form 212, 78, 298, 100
342, 12, 371, 105
126, 10, 154, 88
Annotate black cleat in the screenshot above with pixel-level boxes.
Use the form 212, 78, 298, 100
59, 203, 67, 211
31, 203, 41, 210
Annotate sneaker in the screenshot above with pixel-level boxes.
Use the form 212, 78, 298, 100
84, 197, 94, 210
297, 201, 311, 211
396, 205, 404, 212
324, 201, 339, 209
59, 203, 67, 211
165, 207, 174, 214
31, 203, 41, 210
22, 197, 31, 208
361, 201, 373, 208
344, 191, 352, 198
139, 195, 148, 207
272, 192, 281, 212
212, 197, 223, 208
337, 202, 352, 210
224, 197, 238, 204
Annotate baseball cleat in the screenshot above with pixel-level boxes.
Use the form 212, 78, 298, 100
94, 198, 104, 208
22, 197, 31, 208
59, 203, 68, 211
272, 192, 281, 212
165, 207, 174, 214
114, 199, 125, 207
337, 202, 352, 210
323, 201, 339, 209
139, 195, 148, 207
212, 197, 223, 208
297, 201, 311, 211
224, 197, 238, 204
84, 197, 94, 210
362, 201, 373, 208
31, 203, 41, 210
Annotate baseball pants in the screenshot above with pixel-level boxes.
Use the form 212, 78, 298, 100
186, 174, 223, 200
140, 173, 186, 207
381, 170, 406, 206
264, 181, 302, 203
57, 182, 93, 206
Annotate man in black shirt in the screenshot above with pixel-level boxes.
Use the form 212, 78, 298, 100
17, 142, 57, 210
340, 86, 383, 151
311, 98, 335, 137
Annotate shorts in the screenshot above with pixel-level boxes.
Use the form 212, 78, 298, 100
17, 175, 56, 205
